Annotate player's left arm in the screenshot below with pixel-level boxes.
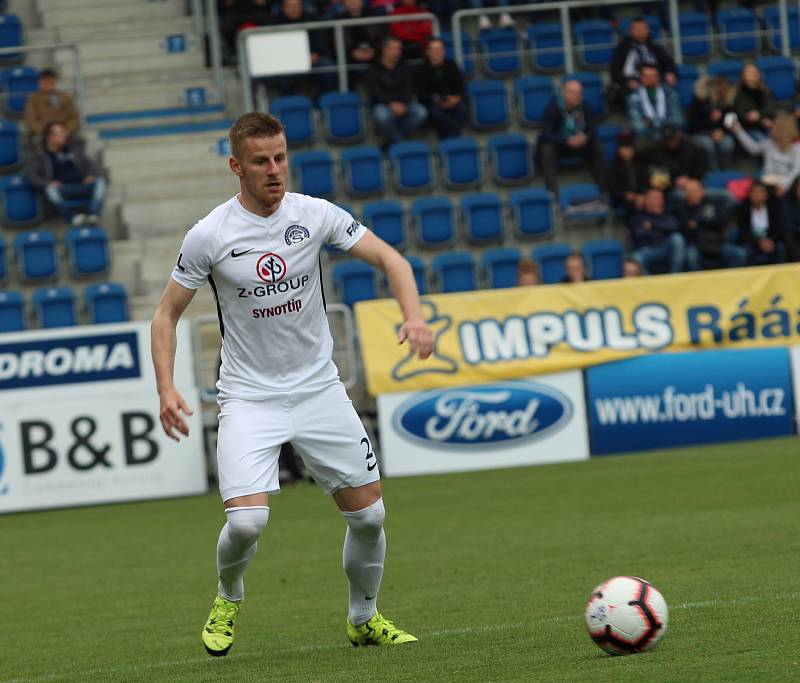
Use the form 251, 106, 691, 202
348, 231, 433, 359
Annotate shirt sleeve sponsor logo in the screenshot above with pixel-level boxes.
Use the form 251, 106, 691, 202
256, 252, 288, 283
346, 220, 360, 237
285, 225, 310, 246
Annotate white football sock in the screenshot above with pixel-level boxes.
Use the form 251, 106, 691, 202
342, 498, 386, 626
216, 505, 269, 602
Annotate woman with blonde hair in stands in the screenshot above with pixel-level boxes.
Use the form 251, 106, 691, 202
728, 110, 800, 198
733, 62, 775, 139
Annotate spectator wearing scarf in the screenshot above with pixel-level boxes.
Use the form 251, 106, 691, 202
627, 65, 683, 153
610, 17, 676, 105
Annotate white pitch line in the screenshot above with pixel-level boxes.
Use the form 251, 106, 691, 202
4, 592, 799, 683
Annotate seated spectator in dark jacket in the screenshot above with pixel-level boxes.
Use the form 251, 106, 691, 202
537, 79, 605, 194
274, 0, 336, 95
627, 66, 683, 151
736, 181, 788, 264
778, 178, 800, 261
23, 68, 81, 140
611, 17, 676, 104
389, 0, 433, 59
217, 0, 270, 58
367, 37, 427, 147
643, 125, 708, 195
562, 252, 590, 283
687, 75, 736, 171
677, 179, 747, 270
628, 188, 686, 274
733, 63, 775, 139
609, 133, 649, 216
414, 38, 466, 139
26, 121, 107, 225
341, 0, 383, 79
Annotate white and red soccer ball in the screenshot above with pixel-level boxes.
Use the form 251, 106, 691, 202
585, 576, 669, 655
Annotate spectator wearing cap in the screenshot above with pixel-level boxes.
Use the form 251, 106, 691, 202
23, 68, 81, 139
627, 65, 683, 153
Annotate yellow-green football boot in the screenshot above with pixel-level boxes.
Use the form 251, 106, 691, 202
201, 594, 240, 656
347, 612, 418, 646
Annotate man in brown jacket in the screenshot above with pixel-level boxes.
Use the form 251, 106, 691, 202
23, 69, 81, 138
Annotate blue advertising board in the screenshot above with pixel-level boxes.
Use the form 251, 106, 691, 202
586, 348, 795, 455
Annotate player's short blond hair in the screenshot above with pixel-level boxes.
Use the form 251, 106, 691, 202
228, 112, 285, 160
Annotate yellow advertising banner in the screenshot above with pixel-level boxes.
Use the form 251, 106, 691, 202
354, 264, 800, 396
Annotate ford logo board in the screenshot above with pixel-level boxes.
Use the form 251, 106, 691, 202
393, 381, 573, 449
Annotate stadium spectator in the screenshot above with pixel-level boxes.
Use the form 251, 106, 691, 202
677, 179, 747, 270
562, 252, 590, 283
610, 17, 676, 107
627, 65, 683, 152
628, 188, 687, 274
274, 0, 336, 96
341, 0, 383, 80
366, 37, 427, 148
216, 0, 270, 59
389, 0, 433, 59
469, 1, 516, 30
415, 38, 467, 139
733, 63, 775, 139
609, 133, 648, 217
778, 179, 800, 261
688, 75, 736, 172
729, 111, 800, 198
643, 125, 708, 194
517, 258, 539, 286
26, 121, 107, 225
622, 258, 643, 277
23, 68, 81, 140
735, 181, 788, 264
537, 79, 605, 194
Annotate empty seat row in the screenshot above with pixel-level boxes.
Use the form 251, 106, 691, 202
0, 66, 37, 118
332, 239, 625, 306
0, 282, 129, 332
1, 226, 110, 283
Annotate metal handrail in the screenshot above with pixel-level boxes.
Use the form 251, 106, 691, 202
0, 43, 86, 128
236, 12, 441, 113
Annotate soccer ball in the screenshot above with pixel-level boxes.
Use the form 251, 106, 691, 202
584, 576, 669, 655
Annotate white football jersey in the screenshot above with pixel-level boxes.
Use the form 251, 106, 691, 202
171, 193, 367, 399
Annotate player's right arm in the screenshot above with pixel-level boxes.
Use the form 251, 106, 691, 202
152, 279, 197, 441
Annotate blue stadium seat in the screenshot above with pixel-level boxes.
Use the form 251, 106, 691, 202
509, 188, 554, 239
0, 15, 22, 63
291, 150, 334, 198
467, 79, 509, 130
432, 251, 476, 293
527, 23, 564, 72
755, 56, 796, 101
563, 72, 605, 117
707, 60, 744, 85
441, 30, 475, 76
33, 286, 76, 328
704, 169, 745, 189
85, 282, 129, 324
341, 145, 384, 196
438, 136, 482, 189
483, 247, 522, 288
618, 15, 663, 41
362, 200, 406, 249
0, 66, 37, 117
533, 243, 572, 284
480, 27, 521, 76
388, 141, 433, 193
675, 63, 700, 109
411, 196, 456, 248
0, 290, 24, 332
679, 11, 712, 60
487, 133, 532, 185
514, 75, 555, 127
573, 20, 616, 68
405, 254, 428, 294
0, 118, 20, 172
763, 4, 800, 52
559, 183, 608, 222
270, 95, 314, 145
581, 239, 624, 279
716, 9, 759, 57
461, 192, 504, 243
319, 91, 366, 144
65, 226, 109, 277
596, 123, 624, 163
0, 174, 41, 226
333, 261, 378, 306
14, 229, 57, 282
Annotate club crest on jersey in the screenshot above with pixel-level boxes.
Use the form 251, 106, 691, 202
256, 252, 287, 284
285, 224, 310, 246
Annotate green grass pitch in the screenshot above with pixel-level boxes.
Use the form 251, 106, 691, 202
2, 436, 799, 683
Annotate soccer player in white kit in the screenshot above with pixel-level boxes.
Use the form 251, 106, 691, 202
151, 113, 433, 656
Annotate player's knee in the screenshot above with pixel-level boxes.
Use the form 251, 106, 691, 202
226, 506, 270, 545
343, 498, 385, 540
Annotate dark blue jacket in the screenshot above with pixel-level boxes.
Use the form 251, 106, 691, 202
539, 97, 597, 147
628, 209, 680, 248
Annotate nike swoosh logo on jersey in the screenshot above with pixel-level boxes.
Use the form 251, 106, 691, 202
231, 248, 255, 258
367, 462, 377, 471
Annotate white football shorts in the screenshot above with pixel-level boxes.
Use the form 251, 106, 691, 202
216, 380, 380, 501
